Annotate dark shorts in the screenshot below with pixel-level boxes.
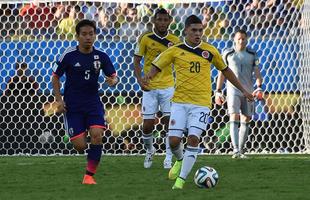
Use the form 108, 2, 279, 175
63, 104, 106, 141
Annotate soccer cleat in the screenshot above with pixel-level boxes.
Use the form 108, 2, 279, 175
239, 153, 248, 159
144, 148, 155, 168
232, 152, 240, 159
82, 174, 97, 185
163, 158, 172, 169
168, 160, 182, 180
172, 177, 185, 189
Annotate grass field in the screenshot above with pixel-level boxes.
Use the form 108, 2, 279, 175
0, 155, 309, 200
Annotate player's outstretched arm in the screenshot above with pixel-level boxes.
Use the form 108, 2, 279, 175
221, 67, 254, 102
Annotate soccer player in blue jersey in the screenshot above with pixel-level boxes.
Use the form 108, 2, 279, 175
52, 19, 118, 184
215, 29, 263, 159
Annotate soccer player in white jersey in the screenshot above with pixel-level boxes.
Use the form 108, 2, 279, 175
215, 29, 263, 159
145, 15, 254, 189
134, 8, 180, 169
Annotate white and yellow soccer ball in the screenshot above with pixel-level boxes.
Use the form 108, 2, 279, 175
194, 166, 219, 188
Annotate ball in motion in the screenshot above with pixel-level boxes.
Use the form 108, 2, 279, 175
194, 166, 219, 188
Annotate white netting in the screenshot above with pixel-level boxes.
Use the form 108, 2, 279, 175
0, 0, 308, 155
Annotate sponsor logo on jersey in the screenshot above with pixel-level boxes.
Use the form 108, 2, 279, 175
74, 62, 81, 67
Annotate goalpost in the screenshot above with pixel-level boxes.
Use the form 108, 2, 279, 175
0, 0, 308, 155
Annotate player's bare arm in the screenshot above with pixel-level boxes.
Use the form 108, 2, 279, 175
144, 65, 161, 85
133, 55, 149, 91
253, 67, 263, 100
51, 75, 66, 113
215, 71, 226, 105
105, 75, 118, 87
221, 67, 254, 102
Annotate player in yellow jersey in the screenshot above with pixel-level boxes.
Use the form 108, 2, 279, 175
133, 8, 180, 169
146, 15, 254, 189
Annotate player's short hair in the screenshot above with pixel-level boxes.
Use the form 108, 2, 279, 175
234, 29, 248, 37
185, 15, 202, 28
75, 19, 96, 35
154, 8, 171, 19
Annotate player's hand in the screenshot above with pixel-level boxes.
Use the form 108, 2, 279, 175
252, 87, 264, 101
105, 76, 118, 87
139, 77, 150, 91
56, 99, 67, 113
243, 91, 254, 102
215, 91, 225, 105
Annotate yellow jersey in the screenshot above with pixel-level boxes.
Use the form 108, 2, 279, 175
152, 41, 226, 108
134, 31, 180, 89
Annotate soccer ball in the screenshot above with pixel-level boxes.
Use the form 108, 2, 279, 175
194, 166, 219, 188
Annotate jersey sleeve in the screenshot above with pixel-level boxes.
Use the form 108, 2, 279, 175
52, 53, 67, 78
101, 53, 116, 77
221, 49, 230, 66
134, 34, 146, 57
212, 48, 227, 71
151, 48, 174, 71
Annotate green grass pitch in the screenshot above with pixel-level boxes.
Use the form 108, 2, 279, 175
0, 155, 309, 200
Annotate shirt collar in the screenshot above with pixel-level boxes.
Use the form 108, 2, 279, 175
153, 28, 168, 39
184, 40, 202, 49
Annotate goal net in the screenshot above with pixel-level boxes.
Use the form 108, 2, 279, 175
0, 0, 308, 155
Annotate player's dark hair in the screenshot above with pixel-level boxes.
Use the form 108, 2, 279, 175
185, 15, 202, 28
75, 19, 96, 35
154, 8, 171, 19
234, 29, 248, 37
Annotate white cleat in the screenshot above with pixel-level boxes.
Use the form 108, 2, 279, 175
239, 153, 248, 159
144, 149, 155, 168
163, 158, 172, 169
232, 152, 240, 159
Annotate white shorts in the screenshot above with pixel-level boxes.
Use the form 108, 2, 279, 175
142, 87, 174, 119
227, 94, 254, 116
168, 103, 210, 138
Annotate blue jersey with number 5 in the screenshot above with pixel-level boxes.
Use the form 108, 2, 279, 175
52, 46, 116, 111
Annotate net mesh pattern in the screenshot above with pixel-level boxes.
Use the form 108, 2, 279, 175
0, 0, 307, 155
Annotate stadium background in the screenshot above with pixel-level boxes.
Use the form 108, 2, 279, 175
0, 0, 307, 155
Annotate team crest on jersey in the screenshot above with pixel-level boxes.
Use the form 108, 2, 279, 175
94, 55, 99, 59
170, 119, 176, 126
168, 42, 174, 47
202, 51, 210, 59
93, 61, 101, 73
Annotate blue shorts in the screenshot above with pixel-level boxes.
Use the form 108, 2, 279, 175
63, 104, 106, 141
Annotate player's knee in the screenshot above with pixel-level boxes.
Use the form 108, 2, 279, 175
187, 135, 199, 147
73, 143, 87, 153
169, 136, 181, 149
142, 120, 154, 134
230, 114, 240, 121
90, 134, 103, 145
